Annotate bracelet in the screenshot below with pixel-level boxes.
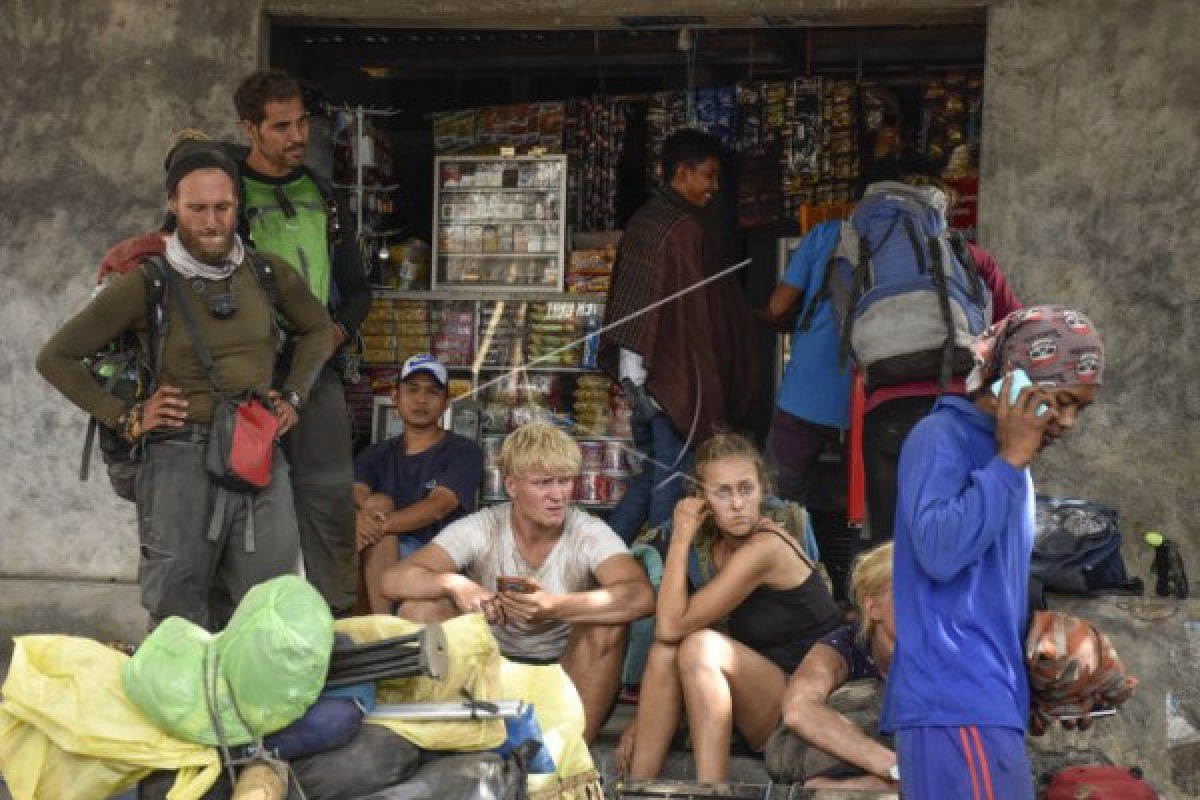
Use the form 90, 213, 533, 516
123, 403, 144, 443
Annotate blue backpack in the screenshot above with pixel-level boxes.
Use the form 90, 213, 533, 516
799, 182, 991, 388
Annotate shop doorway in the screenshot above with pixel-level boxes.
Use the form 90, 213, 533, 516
269, 19, 987, 594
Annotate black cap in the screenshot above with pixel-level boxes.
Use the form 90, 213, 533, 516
165, 141, 239, 196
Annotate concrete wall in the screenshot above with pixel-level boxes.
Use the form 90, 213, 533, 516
979, 0, 1200, 584
0, 0, 263, 649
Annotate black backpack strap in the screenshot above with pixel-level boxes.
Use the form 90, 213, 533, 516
246, 251, 282, 309
795, 248, 836, 334
307, 167, 343, 248
140, 256, 171, 375
839, 234, 872, 366
928, 236, 958, 391
948, 230, 986, 305
902, 216, 928, 275
160, 265, 225, 401
79, 358, 132, 481
81, 418, 98, 480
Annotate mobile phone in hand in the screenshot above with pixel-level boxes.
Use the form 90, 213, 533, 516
1056, 707, 1117, 721
991, 368, 1048, 415
497, 576, 533, 593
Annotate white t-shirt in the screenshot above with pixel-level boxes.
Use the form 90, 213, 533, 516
433, 503, 629, 661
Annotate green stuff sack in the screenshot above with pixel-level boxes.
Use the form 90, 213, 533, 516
121, 617, 253, 746
216, 575, 334, 737
122, 576, 334, 746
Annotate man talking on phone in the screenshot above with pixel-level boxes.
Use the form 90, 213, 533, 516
383, 423, 655, 743
881, 306, 1105, 799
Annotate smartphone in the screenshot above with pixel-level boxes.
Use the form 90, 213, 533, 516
991, 368, 1049, 416
1055, 707, 1118, 721
497, 576, 533, 594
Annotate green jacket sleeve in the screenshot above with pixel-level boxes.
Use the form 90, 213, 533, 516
269, 254, 336, 402
36, 270, 149, 429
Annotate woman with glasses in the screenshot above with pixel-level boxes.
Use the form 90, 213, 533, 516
616, 433, 841, 782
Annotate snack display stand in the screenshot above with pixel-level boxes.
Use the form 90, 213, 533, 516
432, 155, 568, 291
357, 150, 630, 511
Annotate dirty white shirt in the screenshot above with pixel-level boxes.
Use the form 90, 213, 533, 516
433, 503, 629, 661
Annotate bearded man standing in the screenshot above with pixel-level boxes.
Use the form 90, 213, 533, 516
232, 69, 371, 615
37, 142, 334, 631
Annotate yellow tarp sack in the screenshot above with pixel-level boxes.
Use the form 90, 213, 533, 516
0, 635, 221, 800
494, 661, 601, 800
333, 614, 602, 798
334, 613, 506, 751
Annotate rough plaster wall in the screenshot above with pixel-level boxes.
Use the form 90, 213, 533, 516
0, 0, 261, 654
980, 0, 1200, 584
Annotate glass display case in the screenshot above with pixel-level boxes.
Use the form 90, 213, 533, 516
433, 155, 568, 290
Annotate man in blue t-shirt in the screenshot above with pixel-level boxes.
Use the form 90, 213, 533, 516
354, 354, 483, 613
760, 221, 852, 505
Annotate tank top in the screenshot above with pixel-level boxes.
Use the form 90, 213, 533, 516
727, 528, 842, 674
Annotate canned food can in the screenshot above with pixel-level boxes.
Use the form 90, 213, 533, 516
578, 471, 603, 504
602, 441, 628, 472
482, 404, 508, 433
579, 441, 605, 469
482, 437, 503, 467
508, 404, 536, 430
483, 467, 505, 498
605, 475, 628, 504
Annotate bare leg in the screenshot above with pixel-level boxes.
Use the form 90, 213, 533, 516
396, 597, 458, 624
362, 536, 400, 614
626, 640, 685, 779
677, 629, 789, 783
560, 622, 627, 744
360, 494, 396, 614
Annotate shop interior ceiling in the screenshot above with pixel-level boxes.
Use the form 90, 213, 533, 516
270, 23, 986, 114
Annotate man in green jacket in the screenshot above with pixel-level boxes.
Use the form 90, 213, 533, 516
233, 69, 372, 615
37, 143, 335, 630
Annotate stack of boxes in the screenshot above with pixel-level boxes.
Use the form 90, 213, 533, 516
360, 299, 433, 365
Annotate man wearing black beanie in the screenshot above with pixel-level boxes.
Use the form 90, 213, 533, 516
37, 146, 336, 631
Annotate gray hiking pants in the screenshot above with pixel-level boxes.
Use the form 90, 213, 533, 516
282, 366, 358, 614
135, 434, 300, 632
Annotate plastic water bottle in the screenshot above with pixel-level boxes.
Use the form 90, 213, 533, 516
1145, 532, 1189, 599
581, 315, 601, 369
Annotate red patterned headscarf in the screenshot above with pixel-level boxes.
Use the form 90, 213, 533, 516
967, 305, 1105, 392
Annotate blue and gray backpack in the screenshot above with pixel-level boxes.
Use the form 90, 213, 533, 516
799, 181, 992, 388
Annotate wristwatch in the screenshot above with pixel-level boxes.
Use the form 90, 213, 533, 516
284, 390, 303, 411
888, 763, 901, 782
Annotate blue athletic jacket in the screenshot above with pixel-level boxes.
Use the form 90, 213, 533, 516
881, 396, 1034, 733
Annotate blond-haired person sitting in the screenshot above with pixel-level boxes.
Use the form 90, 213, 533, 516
767, 542, 898, 790
384, 422, 655, 742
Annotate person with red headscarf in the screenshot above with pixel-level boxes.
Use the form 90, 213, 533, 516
882, 306, 1105, 800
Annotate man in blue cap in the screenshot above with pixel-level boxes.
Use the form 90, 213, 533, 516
353, 354, 483, 613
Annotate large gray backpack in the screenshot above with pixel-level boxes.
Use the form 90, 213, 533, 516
798, 182, 991, 388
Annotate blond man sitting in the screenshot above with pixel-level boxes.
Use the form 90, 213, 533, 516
384, 423, 655, 742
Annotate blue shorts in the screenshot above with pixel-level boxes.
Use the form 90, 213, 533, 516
397, 535, 424, 560
896, 726, 1033, 800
